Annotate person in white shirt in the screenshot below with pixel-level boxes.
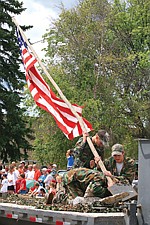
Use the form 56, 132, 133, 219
7, 166, 15, 194
13, 167, 20, 183
44, 169, 53, 189
0, 174, 8, 193
26, 164, 35, 180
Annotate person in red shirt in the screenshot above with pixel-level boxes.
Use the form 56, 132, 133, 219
15, 175, 21, 193
33, 164, 41, 181
17, 173, 27, 194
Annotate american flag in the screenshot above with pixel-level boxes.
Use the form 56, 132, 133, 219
16, 28, 93, 139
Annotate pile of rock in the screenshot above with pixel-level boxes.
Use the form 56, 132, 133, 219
0, 193, 127, 213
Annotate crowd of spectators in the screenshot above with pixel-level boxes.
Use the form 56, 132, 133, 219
0, 160, 62, 200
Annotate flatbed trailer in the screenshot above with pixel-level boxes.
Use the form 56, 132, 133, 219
0, 202, 127, 225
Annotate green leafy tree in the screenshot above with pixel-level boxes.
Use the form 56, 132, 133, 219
104, 0, 150, 148
0, 0, 33, 162
42, 0, 149, 160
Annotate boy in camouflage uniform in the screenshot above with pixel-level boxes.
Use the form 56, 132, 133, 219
98, 144, 136, 184
62, 168, 111, 199
72, 130, 109, 169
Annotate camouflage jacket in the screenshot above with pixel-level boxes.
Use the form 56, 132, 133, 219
63, 168, 110, 198
104, 156, 136, 184
73, 137, 104, 169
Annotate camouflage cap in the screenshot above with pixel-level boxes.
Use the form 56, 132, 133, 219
112, 144, 124, 156
97, 130, 109, 147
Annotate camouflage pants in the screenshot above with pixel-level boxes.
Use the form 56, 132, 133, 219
63, 168, 111, 199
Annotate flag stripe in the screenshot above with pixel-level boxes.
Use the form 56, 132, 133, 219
27, 68, 81, 126
27, 71, 79, 126
28, 67, 82, 116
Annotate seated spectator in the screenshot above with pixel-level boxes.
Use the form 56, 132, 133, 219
36, 188, 46, 198
38, 168, 47, 187
29, 182, 46, 197
51, 164, 57, 175
46, 181, 57, 204
28, 182, 37, 194
44, 169, 53, 190
56, 175, 63, 192
50, 170, 57, 183
49, 181, 56, 196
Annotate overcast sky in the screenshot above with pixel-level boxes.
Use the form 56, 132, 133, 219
16, 0, 78, 58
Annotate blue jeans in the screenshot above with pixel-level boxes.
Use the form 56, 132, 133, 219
19, 190, 27, 194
